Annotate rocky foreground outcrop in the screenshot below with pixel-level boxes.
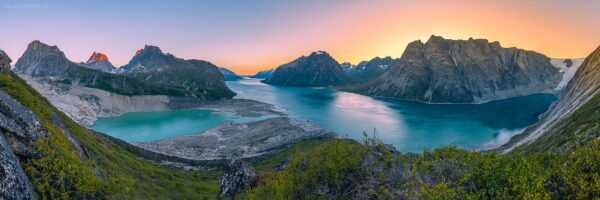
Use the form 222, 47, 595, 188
219, 160, 259, 196
0, 91, 49, 157
0, 50, 36, 199
136, 117, 335, 160
345, 35, 560, 103
263, 51, 353, 87
0, 50, 11, 73
0, 134, 34, 200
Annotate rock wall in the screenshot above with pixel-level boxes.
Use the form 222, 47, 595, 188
346, 36, 560, 103
501, 46, 600, 152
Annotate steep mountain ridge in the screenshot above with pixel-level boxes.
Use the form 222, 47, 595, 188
262, 51, 353, 87
12, 41, 187, 96
121, 45, 236, 99
345, 36, 560, 103
501, 45, 600, 153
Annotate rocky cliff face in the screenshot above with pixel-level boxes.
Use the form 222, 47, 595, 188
346, 56, 396, 81
220, 67, 242, 81
121, 45, 236, 99
80, 52, 116, 73
262, 51, 353, 87
0, 134, 34, 200
219, 160, 259, 196
0, 52, 35, 199
13, 41, 187, 96
346, 36, 560, 103
0, 50, 11, 73
501, 46, 600, 153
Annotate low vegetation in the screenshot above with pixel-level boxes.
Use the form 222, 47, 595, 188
2, 72, 599, 199
1, 73, 221, 199
246, 133, 600, 199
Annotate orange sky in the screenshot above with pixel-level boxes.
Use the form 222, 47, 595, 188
2, 0, 599, 74
218, 1, 600, 74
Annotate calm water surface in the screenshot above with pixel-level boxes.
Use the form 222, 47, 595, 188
93, 78, 557, 152
227, 78, 557, 152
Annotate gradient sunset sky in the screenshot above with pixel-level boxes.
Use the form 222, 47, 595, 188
1, 0, 600, 74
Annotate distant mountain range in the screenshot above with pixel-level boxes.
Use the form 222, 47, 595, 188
119, 45, 235, 99
343, 35, 561, 103
249, 69, 273, 79
344, 56, 396, 81
219, 67, 243, 81
262, 51, 354, 87
13, 41, 187, 96
12, 41, 235, 99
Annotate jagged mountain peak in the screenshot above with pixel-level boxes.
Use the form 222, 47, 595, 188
26, 40, 63, 54
309, 50, 330, 56
133, 45, 164, 57
81, 51, 116, 73
262, 51, 352, 87
88, 51, 109, 62
346, 36, 559, 103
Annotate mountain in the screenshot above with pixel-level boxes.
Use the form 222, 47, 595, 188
121, 45, 236, 99
12, 41, 186, 96
500, 46, 600, 153
346, 56, 396, 81
79, 52, 116, 73
262, 51, 353, 87
345, 36, 561, 103
249, 69, 273, 79
339, 62, 355, 72
219, 67, 242, 81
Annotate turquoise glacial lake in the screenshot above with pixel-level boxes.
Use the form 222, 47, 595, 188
93, 78, 557, 152
227, 78, 558, 152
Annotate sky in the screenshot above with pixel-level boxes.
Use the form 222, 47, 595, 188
1, 0, 600, 74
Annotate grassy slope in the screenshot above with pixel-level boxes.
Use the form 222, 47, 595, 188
510, 93, 600, 154
0, 72, 222, 199
3, 67, 599, 199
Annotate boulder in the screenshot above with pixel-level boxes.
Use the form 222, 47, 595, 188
219, 160, 259, 196
0, 50, 11, 73
0, 89, 49, 158
0, 134, 34, 200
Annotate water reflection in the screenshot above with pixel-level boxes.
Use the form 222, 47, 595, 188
229, 78, 557, 152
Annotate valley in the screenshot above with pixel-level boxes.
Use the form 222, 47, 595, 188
0, 24, 598, 200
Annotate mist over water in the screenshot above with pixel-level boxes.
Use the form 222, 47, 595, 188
228, 78, 558, 152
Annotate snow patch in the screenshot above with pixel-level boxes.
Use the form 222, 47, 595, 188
551, 58, 584, 90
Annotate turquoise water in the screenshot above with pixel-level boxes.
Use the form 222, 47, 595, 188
92, 78, 557, 152
227, 78, 558, 152
93, 109, 233, 142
